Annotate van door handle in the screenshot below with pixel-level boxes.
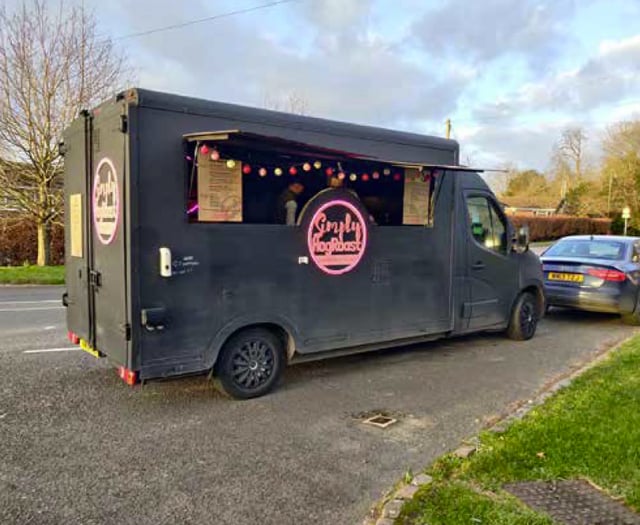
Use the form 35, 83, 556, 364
472, 261, 485, 270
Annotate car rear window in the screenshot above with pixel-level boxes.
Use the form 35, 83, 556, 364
545, 239, 627, 260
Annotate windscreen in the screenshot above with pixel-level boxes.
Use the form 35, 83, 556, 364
544, 239, 627, 260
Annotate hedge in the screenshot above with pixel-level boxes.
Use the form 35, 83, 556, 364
0, 213, 616, 265
509, 214, 611, 242
0, 216, 64, 266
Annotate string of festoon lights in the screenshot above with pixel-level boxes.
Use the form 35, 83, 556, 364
191, 144, 409, 182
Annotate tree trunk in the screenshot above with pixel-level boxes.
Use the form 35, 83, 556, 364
36, 220, 50, 266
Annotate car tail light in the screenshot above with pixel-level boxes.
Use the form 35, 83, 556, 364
117, 366, 138, 386
587, 268, 626, 282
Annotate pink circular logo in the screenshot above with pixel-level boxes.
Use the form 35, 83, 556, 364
92, 158, 120, 245
307, 200, 368, 275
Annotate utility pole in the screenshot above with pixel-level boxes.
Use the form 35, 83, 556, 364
445, 119, 451, 140
607, 172, 614, 215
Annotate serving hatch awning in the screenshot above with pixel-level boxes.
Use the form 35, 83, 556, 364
183, 129, 484, 172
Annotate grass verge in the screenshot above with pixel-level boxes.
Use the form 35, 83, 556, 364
397, 336, 640, 524
0, 265, 65, 285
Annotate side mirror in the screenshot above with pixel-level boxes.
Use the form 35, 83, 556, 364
516, 226, 530, 252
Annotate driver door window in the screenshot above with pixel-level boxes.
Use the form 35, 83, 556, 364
466, 196, 507, 254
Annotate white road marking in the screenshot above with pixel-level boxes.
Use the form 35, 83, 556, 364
43, 325, 57, 330
0, 306, 64, 312
0, 300, 60, 304
23, 347, 80, 354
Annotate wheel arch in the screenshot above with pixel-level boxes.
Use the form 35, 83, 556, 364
515, 281, 545, 317
204, 315, 298, 369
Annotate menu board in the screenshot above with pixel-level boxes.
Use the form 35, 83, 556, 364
197, 153, 242, 222
69, 193, 83, 257
402, 167, 430, 225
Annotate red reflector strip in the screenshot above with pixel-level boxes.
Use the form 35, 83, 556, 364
67, 331, 80, 344
117, 366, 138, 386
587, 268, 626, 281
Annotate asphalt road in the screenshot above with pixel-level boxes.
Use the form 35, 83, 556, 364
0, 286, 637, 525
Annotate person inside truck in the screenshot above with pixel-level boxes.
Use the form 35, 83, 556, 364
320, 172, 380, 224
276, 181, 305, 225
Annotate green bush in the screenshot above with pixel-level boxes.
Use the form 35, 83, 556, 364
609, 215, 640, 236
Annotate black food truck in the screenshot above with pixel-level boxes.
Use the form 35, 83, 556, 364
62, 88, 544, 398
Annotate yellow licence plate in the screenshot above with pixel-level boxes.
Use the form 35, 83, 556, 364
548, 272, 584, 283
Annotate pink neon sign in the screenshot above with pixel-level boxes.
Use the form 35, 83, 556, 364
307, 199, 368, 275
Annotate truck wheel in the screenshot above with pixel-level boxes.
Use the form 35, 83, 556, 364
215, 328, 285, 399
506, 292, 538, 341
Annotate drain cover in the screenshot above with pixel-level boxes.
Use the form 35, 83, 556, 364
362, 414, 397, 429
504, 480, 640, 525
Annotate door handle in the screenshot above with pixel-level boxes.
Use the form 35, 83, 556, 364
472, 261, 485, 270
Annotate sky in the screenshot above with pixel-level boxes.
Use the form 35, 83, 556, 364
7, 0, 640, 175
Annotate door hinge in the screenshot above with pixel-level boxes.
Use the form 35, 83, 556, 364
89, 270, 102, 288
119, 115, 128, 133
121, 323, 132, 341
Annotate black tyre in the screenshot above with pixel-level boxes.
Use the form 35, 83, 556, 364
215, 328, 285, 399
622, 297, 640, 326
621, 312, 640, 325
506, 292, 539, 341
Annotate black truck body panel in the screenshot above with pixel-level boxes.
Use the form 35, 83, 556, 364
63, 88, 543, 381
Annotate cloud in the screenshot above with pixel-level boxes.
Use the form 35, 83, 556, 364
88, 0, 473, 127
298, 0, 374, 32
470, 33, 640, 123
459, 122, 572, 171
411, 0, 579, 70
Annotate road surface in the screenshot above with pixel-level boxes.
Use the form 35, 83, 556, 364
0, 286, 636, 524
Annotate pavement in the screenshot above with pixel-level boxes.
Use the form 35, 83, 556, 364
0, 285, 637, 525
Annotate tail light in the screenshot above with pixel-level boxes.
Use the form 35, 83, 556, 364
117, 366, 138, 386
587, 268, 626, 282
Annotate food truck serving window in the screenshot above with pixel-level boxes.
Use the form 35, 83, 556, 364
183, 131, 441, 227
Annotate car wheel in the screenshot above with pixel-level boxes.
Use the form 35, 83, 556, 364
215, 328, 285, 399
506, 291, 538, 341
622, 298, 640, 326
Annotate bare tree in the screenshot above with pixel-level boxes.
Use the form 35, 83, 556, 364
0, 0, 127, 265
263, 90, 309, 115
558, 127, 587, 180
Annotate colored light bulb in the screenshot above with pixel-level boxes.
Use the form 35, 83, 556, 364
226, 159, 236, 169
259, 167, 267, 177
274, 167, 283, 176
314, 161, 322, 169
289, 166, 298, 175
242, 164, 252, 175
210, 149, 220, 161
303, 162, 311, 172
200, 144, 209, 155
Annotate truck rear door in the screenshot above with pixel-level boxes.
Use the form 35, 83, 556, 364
64, 102, 130, 366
